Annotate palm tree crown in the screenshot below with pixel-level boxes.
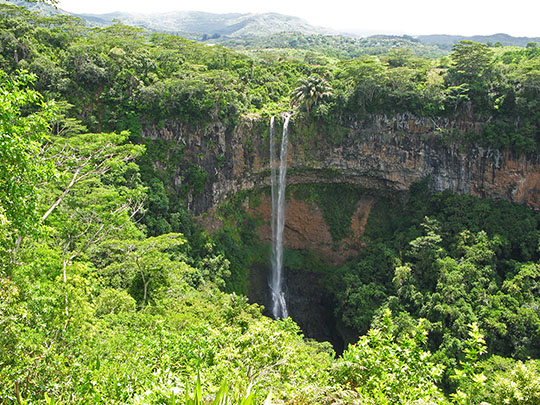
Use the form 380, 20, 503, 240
290, 74, 333, 112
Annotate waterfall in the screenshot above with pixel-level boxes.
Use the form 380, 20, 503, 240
269, 114, 290, 319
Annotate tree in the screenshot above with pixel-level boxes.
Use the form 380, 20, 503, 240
40, 132, 145, 224
447, 41, 494, 86
338, 57, 386, 113
40, 132, 146, 282
488, 360, 540, 404
34, 132, 146, 322
290, 74, 333, 113
0, 70, 55, 271
101, 233, 194, 307
394, 217, 444, 296
446, 41, 494, 114
450, 323, 488, 404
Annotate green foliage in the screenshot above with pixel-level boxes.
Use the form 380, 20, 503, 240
100, 234, 195, 306
218, 32, 447, 62
203, 192, 269, 294
2, 4, 540, 403
446, 41, 494, 114
2, 244, 335, 403
330, 183, 540, 387
2, 3, 540, 161
450, 323, 488, 404
327, 243, 395, 333
182, 376, 260, 405
290, 74, 333, 113
38, 130, 147, 295
334, 309, 445, 403
485, 360, 540, 404
168, 374, 272, 405
0, 4, 307, 131
94, 288, 136, 316
0, 69, 55, 267
184, 164, 209, 196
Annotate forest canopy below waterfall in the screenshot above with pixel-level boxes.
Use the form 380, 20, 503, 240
1, 2, 540, 404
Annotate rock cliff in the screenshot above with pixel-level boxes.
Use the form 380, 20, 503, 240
142, 113, 540, 215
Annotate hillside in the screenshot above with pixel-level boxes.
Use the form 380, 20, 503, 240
4, 0, 336, 38
3, 0, 68, 15
214, 32, 447, 58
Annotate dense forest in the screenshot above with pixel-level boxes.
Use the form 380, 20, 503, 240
1, 2, 540, 404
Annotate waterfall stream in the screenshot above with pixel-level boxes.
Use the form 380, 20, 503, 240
270, 114, 290, 319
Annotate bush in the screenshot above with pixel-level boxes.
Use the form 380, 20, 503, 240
333, 309, 445, 403
487, 360, 540, 404
95, 288, 137, 316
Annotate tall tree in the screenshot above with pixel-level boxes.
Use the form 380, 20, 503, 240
40, 132, 146, 283
446, 41, 495, 114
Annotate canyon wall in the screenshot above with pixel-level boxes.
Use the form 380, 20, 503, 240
142, 113, 540, 215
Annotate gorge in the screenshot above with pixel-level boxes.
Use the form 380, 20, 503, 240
142, 113, 540, 348
3, 4, 540, 400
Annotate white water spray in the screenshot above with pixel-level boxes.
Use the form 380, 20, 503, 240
269, 114, 290, 319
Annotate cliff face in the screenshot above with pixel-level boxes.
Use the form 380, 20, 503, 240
247, 192, 374, 265
142, 113, 540, 215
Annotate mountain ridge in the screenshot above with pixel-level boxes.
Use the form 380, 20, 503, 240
3, 0, 539, 47
75, 10, 338, 38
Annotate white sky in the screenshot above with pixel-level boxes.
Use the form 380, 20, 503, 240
57, 0, 540, 37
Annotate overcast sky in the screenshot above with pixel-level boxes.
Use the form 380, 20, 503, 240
57, 0, 540, 37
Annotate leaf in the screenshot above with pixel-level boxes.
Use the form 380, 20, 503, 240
239, 392, 255, 405
44, 393, 55, 405
213, 381, 229, 405
195, 373, 202, 403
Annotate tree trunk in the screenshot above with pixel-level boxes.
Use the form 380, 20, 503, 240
62, 252, 69, 322
41, 167, 82, 223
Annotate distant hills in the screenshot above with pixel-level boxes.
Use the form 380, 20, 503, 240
5, 0, 68, 16
4, 0, 539, 50
4, 1, 335, 39
418, 33, 540, 49
77, 11, 337, 39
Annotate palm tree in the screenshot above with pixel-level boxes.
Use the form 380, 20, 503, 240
290, 74, 333, 113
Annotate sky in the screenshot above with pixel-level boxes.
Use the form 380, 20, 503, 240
57, 0, 540, 37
